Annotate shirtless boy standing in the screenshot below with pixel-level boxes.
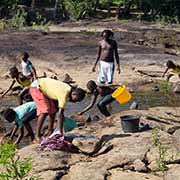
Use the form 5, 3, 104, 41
92, 29, 120, 84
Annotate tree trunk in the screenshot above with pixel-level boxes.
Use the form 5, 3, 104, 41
54, 0, 59, 19
31, 0, 36, 8
116, 4, 122, 19
94, 0, 99, 12
116, 0, 133, 18
123, 1, 133, 17
107, 1, 111, 17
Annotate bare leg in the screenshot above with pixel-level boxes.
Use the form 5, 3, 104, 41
24, 122, 34, 141
47, 113, 56, 136
35, 113, 47, 142
18, 88, 29, 105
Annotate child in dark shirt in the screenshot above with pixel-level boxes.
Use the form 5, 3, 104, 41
79, 80, 118, 117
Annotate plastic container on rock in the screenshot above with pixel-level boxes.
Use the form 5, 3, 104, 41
120, 115, 140, 133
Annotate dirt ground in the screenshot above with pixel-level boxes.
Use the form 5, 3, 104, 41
0, 20, 180, 91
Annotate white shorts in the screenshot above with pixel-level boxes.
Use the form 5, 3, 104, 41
98, 61, 114, 84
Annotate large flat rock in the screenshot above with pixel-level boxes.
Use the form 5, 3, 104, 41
107, 168, 162, 180
17, 107, 180, 179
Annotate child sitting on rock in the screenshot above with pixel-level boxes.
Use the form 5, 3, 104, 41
0, 102, 37, 145
162, 60, 180, 82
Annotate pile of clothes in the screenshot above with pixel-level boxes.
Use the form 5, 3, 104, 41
40, 134, 79, 153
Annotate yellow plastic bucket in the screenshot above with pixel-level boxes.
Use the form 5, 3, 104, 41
112, 85, 132, 104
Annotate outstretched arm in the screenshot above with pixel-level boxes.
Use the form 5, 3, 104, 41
114, 41, 120, 74
14, 127, 24, 145
0, 125, 16, 144
79, 94, 98, 115
162, 67, 169, 77
31, 65, 37, 80
1, 80, 15, 98
92, 45, 101, 72
9, 124, 19, 140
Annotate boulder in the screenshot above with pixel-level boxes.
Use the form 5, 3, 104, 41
131, 159, 148, 172
129, 101, 138, 110
173, 84, 180, 93
164, 164, 180, 180
62, 161, 107, 180
173, 128, 180, 142
18, 144, 71, 176
72, 137, 101, 155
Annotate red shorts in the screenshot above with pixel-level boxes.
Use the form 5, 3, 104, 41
29, 88, 57, 116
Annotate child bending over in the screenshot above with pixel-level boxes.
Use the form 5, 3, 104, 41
79, 80, 119, 117
0, 102, 36, 145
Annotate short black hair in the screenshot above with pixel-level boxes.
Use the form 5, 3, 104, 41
19, 51, 29, 60
73, 88, 86, 101
87, 80, 97, 91
101, 29, 114, 38
9, 66, 18, 75
3, 108, 16, 122
166, 60, 175, 68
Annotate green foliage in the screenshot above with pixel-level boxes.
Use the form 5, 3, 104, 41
31, 12, 50, 32
99, 0, 111, 9
0, 20, 8, 31
0, 0, 19, 10
152, 128, 168, 173
0, 143, 38, 180
33, 12, 47, 26
155, 15, 179, 24
1, 0, 180, 22
7, 7, 50, 31
9, 7, 28, 29
139, 0, 180, 23
64, 0, 96, 20
160, 80, 170, 94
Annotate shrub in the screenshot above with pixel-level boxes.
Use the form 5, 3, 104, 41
0, 143, 39, 180
152, 128, 168, 172
9, 7, 28, 29
64, 0, 96, 20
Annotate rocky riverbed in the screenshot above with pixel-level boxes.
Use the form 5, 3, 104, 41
18, 107, 180, 180
0, 20, 180, 179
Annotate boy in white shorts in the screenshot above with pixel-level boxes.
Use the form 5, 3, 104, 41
92, 29, 120, 84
